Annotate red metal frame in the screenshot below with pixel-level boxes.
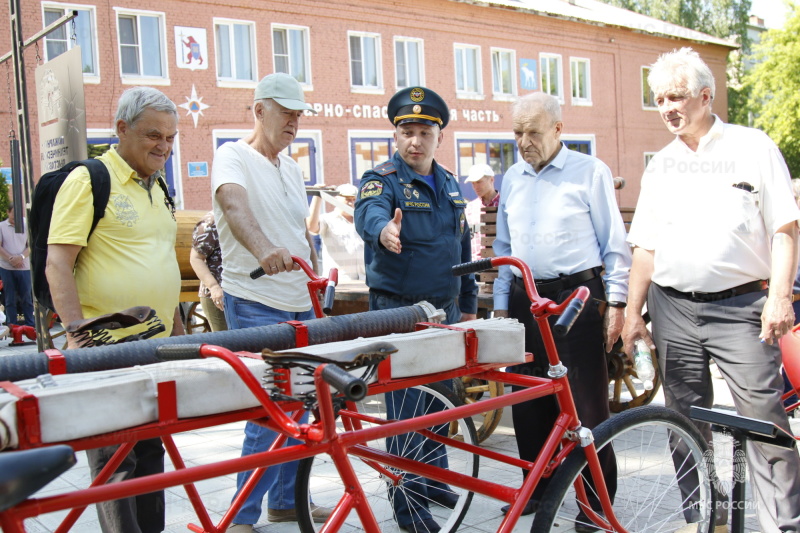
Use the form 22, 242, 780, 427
0, 256, 628, 532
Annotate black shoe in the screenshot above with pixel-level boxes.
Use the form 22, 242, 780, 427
501, 499, 539, 515
429, 491, 459, 509
400, 518, 441, 532
574, 512, 602, 532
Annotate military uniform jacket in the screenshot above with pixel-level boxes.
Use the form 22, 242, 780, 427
355, 152, 478, 314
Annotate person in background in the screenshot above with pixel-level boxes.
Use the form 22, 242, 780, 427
493, 92, 630, 529
189, 211, 227, 332
307, 183, 366, 281
463, 163, 500, 262
46, 86, 184, 533
211, 72, 329, 532
0, 203, 34, 328
622, 47, 800, 532
355, 86, 478, 533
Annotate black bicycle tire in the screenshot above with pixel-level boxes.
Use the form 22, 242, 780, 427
532, 405, 716, 533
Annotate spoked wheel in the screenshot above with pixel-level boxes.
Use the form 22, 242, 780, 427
532, 405, 716, 533
182, 301, 211, 334
452, 376, 504, 443
295, 382, 479, 532
608, 312, 661, 413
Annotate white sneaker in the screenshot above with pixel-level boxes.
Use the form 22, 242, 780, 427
227, 524, 253, 533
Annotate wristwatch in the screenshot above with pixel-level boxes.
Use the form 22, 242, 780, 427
606, 300, 627, 308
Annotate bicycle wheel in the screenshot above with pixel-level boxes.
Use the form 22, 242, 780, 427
296, 381, 479, 532
532, 405, 716, 533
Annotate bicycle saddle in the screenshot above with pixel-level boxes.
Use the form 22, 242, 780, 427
0, 445, 76, 512
261, 341, 397, 369
66, 306, 155, 334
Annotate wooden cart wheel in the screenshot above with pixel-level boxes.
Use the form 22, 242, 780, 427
451, 376, 505, 443
183, 301, 212, 335
607, 312, 661, 413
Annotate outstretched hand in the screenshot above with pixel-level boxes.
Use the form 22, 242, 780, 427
380, 208, 403, 254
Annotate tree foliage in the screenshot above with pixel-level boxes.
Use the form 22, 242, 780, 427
745, 3, 800, 177
600, 0, 752, 53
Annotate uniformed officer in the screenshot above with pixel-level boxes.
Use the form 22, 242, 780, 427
354, 87, 478, 533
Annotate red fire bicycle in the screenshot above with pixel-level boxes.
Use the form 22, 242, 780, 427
0, 256, 716, 532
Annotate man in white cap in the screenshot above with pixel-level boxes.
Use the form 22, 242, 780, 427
307, 183, 366, 281
464, 163, 499, 261
211, 72, 329, 531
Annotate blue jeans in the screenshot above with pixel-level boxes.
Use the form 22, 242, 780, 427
369, 291, 458, 526
224, 292, 315, 524
0, 267, 34, 326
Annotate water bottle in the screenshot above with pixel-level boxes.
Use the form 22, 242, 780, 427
633, 339, 655, 391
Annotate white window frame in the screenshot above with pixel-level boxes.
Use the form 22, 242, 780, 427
570, 57, 592, 106
114, 8, 169, 85
271, 23, 312, 89
454, 43, 483, 100
214, 18, 258, 88
491, 47, 516, 100
562, 134, 597, 156
641, 66, 657, 110
348, 31, 383, 94
393, 36, 425, 90
348, 130, 396, 183
42, 2, 100, 83
644, 152, 656, 169
540, 52, 564, 103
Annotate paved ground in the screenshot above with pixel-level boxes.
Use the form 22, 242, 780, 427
1, 336, 797, 532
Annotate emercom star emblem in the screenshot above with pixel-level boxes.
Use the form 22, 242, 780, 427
179, 84, 210, 128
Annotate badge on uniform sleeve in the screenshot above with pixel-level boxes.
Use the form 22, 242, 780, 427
460, 212, 467, 235
360, 181, 383, 198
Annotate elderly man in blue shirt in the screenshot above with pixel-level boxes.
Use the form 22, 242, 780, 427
493, 92, 631, 531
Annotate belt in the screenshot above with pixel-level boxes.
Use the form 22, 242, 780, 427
660, 280, 768, 303
515, 266, 601, 294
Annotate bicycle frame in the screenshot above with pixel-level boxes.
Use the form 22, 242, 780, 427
0, 256, 628, 533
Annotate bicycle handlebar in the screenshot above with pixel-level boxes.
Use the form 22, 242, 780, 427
249, 256, 337, 319
451, 257, 588, 337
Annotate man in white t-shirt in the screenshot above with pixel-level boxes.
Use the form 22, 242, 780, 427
622, 48, 800, 532
307, 183, 365, 281
212, 73, 328, 532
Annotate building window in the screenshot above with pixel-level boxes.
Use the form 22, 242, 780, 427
351, 137, 394, 183
349, 32, 382, 90
273, 25, 310, 85
562, 136, 595, 156
644, 152, 656, 168
454, 44, 482, 97
540, 53, 563, 101
570, 57, 591, 105
43, 4, 98, 77
117, 10, 166, 78
642, 66, 656, 109
457, 138, 516, 198
491, 48, 516, 98
215, 19, 256, 83
394, 37, 424, 89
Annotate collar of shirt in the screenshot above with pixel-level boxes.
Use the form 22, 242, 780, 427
671, 114, 724, 155
521, 143, 567, 177
104, 145, 161, 190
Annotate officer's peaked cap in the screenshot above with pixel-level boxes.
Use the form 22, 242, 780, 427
387, 87, 449, 129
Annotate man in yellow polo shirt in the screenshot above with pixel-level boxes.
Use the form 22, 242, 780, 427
46, 86, 184, 533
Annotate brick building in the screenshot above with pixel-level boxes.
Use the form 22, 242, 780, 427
1, 0, 735, 210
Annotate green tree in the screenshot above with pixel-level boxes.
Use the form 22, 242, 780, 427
0, 160, 9, 218
745, 3, 800, 177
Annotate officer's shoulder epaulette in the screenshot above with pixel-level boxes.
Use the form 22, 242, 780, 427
439, 163, 456, 178
374, 161, 397, 176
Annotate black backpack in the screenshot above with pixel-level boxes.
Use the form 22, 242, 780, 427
29, 159, 111, 312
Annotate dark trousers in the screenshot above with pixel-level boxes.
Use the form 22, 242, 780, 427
0, 267, 34, 326
86, 438, 165, 533
506, 275, 617, 506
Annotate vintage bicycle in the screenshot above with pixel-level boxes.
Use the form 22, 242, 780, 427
0, 256, 716, 533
